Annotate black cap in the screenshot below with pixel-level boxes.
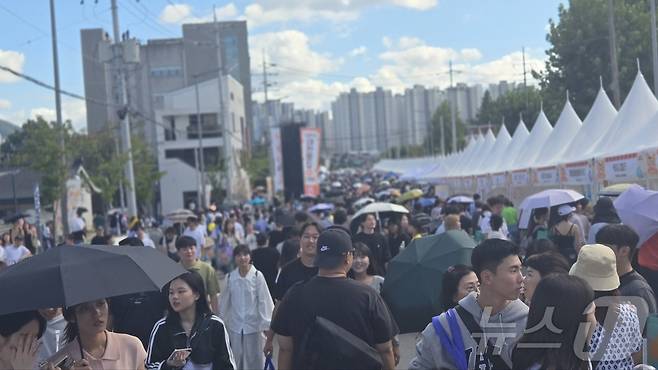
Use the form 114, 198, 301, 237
314, 227, 354, 268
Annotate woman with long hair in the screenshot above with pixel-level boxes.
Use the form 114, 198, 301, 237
46, 298, 146, 369
349, 242, 385, 293
522, 252, 570, 304
512, 274, 596, 370
147, 272, 235, 369
588, 197, 621, 244
549, 205, 583, 263
439, 264, 479, 312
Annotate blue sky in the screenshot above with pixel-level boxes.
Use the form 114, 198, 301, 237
0, 0, 564, 131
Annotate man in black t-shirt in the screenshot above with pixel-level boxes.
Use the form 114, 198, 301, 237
271, 227, 396, 370
252, 232, 280, 295
353, 213, 391, 275
597, 224, 658, 315
273, 223, 320, 301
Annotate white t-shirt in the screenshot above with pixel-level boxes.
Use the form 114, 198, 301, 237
0, 245, 5, 263
69, 216, 85, 233
4, 244, 30, 265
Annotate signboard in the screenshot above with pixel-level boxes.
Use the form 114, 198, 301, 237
646, 148, 658, 177
476, 175, 490, 194
533, 166, 559, 186
511, 170, 529, 186
491, 173, 507, 189
561, 161, 591, 185
269, 128, 284, 193
300, 128, 322, 196
603, 153, 643, 181
462, 176, 474, 190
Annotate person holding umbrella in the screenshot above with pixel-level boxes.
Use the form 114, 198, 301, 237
146, 272, 236, 370
46, 298, 146, 370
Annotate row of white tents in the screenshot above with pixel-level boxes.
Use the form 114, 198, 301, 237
373, 69, 658, 200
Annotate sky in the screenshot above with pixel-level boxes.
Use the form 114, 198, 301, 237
0, 0, 565, 131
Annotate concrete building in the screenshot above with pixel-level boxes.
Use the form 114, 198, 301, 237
252, 100, 294, 145
447, 83, 484, 123
80, 21, 252, 154
154, 75, 249, 214
487, 81, 516, 100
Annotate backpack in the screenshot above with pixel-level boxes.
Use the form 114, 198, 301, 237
432, 305, 511, 370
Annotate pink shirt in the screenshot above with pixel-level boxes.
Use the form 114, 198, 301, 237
48, 331, 146, 370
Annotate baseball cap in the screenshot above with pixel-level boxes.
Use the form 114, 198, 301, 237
557, 204, 576, 216
314, 227, 354, 268
569, 244, 620, 291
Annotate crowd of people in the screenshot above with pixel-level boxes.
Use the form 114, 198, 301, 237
1, 171, 658, 370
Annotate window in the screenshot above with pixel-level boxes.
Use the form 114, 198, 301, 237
150, 66, 182, 78
165, 148, 196, 168
187, 113, 221, 139
164, 116, 176, 141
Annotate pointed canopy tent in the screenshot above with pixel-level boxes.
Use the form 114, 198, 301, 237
511, 110, 553, 170
534, 99, 582, 167
416, 161, 449, 182
400, 161, 443, 181
447, 134, 483, 176
495, 120, 530, 172
562, 86, 617, 162
460, 129, 496, 176
592, 71, 658, 157
635, 108, 658, 152
475, 125, 511, 175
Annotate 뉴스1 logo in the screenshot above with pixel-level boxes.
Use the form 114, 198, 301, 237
320, 245, 329, 252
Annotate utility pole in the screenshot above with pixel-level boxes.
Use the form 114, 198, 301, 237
449, 60, 457, 153
608, 0, 622, 108
194, 78, 206, 209
439, 114, 445, 156
214, 10, 232, 201
111, 0, 138, 218
522, 46, 529, 109
650, 0, 658, 94
49, 0, 69, 237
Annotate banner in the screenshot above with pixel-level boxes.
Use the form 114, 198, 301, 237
300, 128, 322, 196
491, 173, 507, 189
533, 166, 559, 186
269, 128, 284, 193
476, 175, 490, 194
603, 153, 643, 181
646, 148, 658, 177
561, 161, 591, 185
511, 169, 529, 186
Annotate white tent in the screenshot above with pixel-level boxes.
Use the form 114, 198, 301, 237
448, 133, 483, 176
562, 86, 617, 162
460, 129, 495, 175
475, 125, 511, 174
535, 98, 582, 166
511, 110, 553, 170
496, 119, 530, 172
592, 71, 658, 157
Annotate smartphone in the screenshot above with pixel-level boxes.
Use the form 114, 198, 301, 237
167, 348, 192, 362
40, 355, 74, 370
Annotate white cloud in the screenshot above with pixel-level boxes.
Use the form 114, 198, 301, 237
0, 50, 26, 83
4, 98, 87, 131
460, 48, 482, 62
382, 36, 393, 49
0, 99, 11, 109
244, 4, 358, 27
249, 30, 340, 84
159, 4, 192, 24
391, 0, 438, 10
349, 46, 367, 57
159, 3, 238, 24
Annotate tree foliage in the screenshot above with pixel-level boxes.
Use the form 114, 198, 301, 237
475, 88, 543, 133
427, 101, 467, 154
536, 0, 655, 120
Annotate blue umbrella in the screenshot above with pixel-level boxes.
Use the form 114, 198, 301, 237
251, 197, 266, 205
418, 197, 436, 208
309, 203, 334, 213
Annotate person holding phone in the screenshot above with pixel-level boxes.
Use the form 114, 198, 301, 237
146, 271, 236, 370
46, 298, 146, 370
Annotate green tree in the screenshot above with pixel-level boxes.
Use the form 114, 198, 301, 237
0, 117, 71, 205
244, 144, 270, 187
536, 0, 654, 120
475, 87, 543, 133
427, 101, 467, 154
131, 135, 164, 210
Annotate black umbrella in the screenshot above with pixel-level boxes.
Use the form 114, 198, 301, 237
4, 212, 29, 223
0, 245, 187, 314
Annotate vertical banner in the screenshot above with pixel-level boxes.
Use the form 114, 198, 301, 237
269, 127, 284, 193
34, 184, 41, 246
300, 128, 322, 197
